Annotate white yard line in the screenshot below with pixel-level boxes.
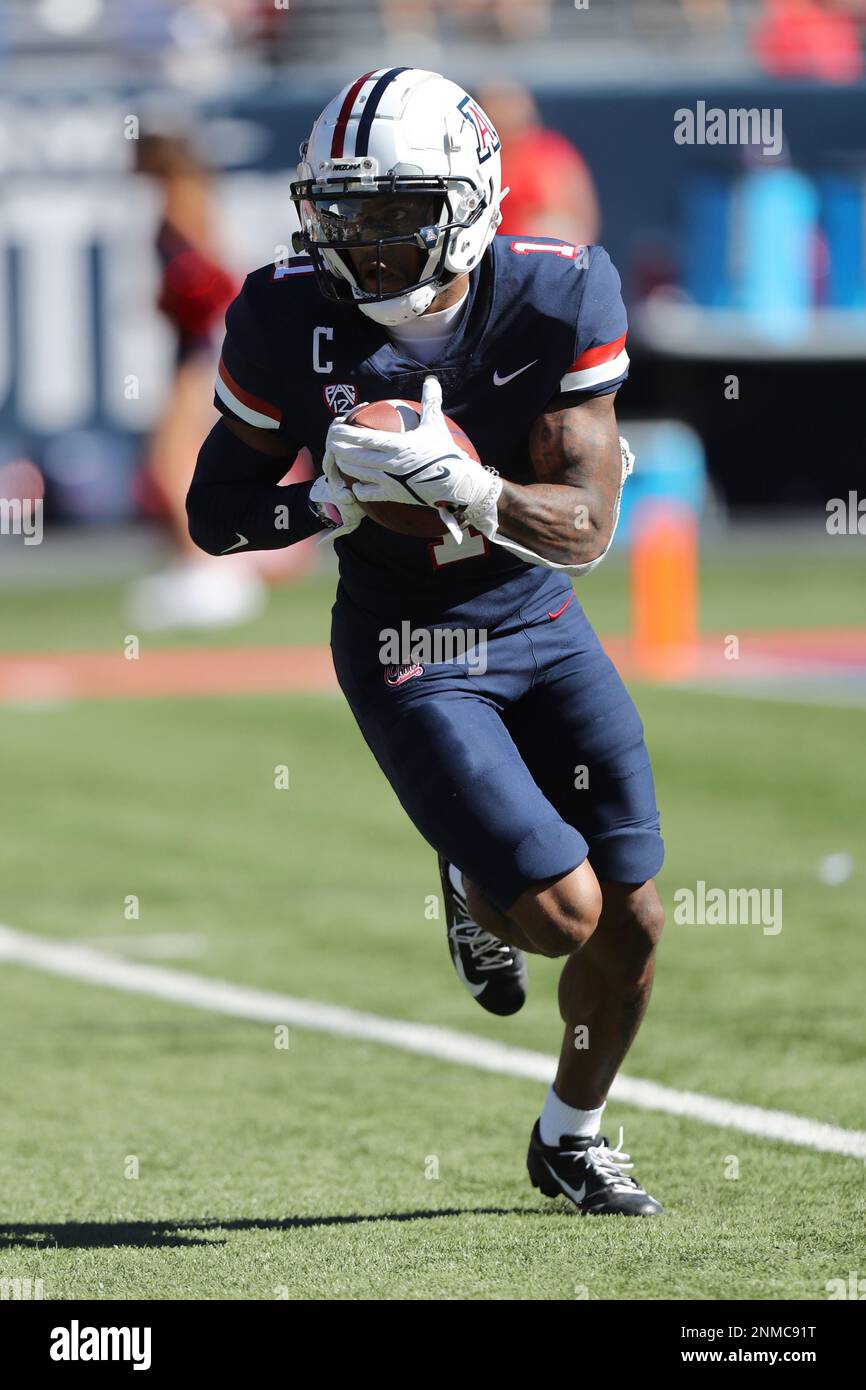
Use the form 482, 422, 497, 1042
1, 923, 864, 1160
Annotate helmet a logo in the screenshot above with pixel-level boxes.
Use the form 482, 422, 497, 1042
457, 96, 500, 163
323, 383, 358, 414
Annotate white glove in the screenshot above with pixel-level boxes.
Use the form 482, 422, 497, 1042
309, 449, 365, 543
326, 375, 502, 544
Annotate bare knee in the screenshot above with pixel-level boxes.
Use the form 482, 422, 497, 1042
621, 886, 665, 958
509, 863, 602, 958
595, 882, 665, 991
544, 883, 603, 957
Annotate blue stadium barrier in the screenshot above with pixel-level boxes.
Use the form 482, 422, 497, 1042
616, 420, 707, 545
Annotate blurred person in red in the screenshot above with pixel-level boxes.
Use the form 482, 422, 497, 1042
130, 131, 269, 629
752, 0, 865, 82
477, 82, 600, 244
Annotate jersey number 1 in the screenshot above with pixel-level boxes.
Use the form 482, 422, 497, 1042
429, 526, 489, 568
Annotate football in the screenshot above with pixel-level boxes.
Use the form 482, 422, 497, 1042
338, 399, 481, 538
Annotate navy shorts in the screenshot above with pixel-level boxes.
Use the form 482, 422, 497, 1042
330, 588, 664, 913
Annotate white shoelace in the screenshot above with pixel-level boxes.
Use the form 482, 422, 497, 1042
449, 921, 513, 972
580, 1129, 640, 1194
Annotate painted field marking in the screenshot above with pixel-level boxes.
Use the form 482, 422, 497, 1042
1, 923, 864, 1160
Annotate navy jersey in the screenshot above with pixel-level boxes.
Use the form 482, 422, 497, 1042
214, 235, 629, 628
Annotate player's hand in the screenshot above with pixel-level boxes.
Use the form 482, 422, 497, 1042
309, 449, 365, 543
327, 376, 502, 542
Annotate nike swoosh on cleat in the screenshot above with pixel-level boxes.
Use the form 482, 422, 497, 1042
220, 533, 249, 553
493, 361, 538, 386
541, 1157, 586, 1205
451, 943, 487, 997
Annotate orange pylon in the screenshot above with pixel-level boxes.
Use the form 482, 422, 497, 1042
631, 501, 699, 680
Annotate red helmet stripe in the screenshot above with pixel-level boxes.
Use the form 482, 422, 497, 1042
331, 70, 377, 158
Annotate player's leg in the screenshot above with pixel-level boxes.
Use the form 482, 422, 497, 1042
553, 878, 664, 1106
462, 863, 602, 957
436, 853, 529, 1016
523, 878, 664, 1215
330, 604, 601, 1012
464, 872, 664, 1092
501, 597, 665, 1213
360, 685, 603, 1004
442, 856, 602, 1014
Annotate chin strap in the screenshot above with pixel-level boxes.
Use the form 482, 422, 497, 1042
475, 437, 635, 577
355, 281, 439, 327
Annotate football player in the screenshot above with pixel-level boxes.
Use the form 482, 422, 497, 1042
187, 69, 665, 1216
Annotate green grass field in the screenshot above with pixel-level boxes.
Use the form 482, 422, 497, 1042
0, 539, 864, 1300
1, 535, 863, 653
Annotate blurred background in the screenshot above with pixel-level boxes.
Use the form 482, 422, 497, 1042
0, 0, 864, 632
0, 0, 864, 1302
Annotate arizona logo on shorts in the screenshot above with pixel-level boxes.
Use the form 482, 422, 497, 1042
457, 95, 500, 163
323, 383, 359, 414
384, 662, 424, 687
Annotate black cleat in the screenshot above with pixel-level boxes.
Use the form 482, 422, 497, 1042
438, 854, 528, 1016
527, 1122, 663, 1215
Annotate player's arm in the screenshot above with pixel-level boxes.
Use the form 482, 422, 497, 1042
494, 391, 623, 567
478, 246, 633, 573
327, 244, 632, 572
328, 378, 633, 572
186, 274, 333, 556
186, 416, 326, 555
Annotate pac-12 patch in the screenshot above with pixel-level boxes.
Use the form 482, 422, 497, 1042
323, 383, 358, 415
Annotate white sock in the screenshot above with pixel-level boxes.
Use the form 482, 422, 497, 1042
539, 1085, 606, 1146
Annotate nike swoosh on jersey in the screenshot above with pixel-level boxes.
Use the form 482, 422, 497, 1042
493, 360, 538, 386
220, 533, 249, 553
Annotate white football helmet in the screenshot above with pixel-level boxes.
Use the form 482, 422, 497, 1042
290, 68, 504, 326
